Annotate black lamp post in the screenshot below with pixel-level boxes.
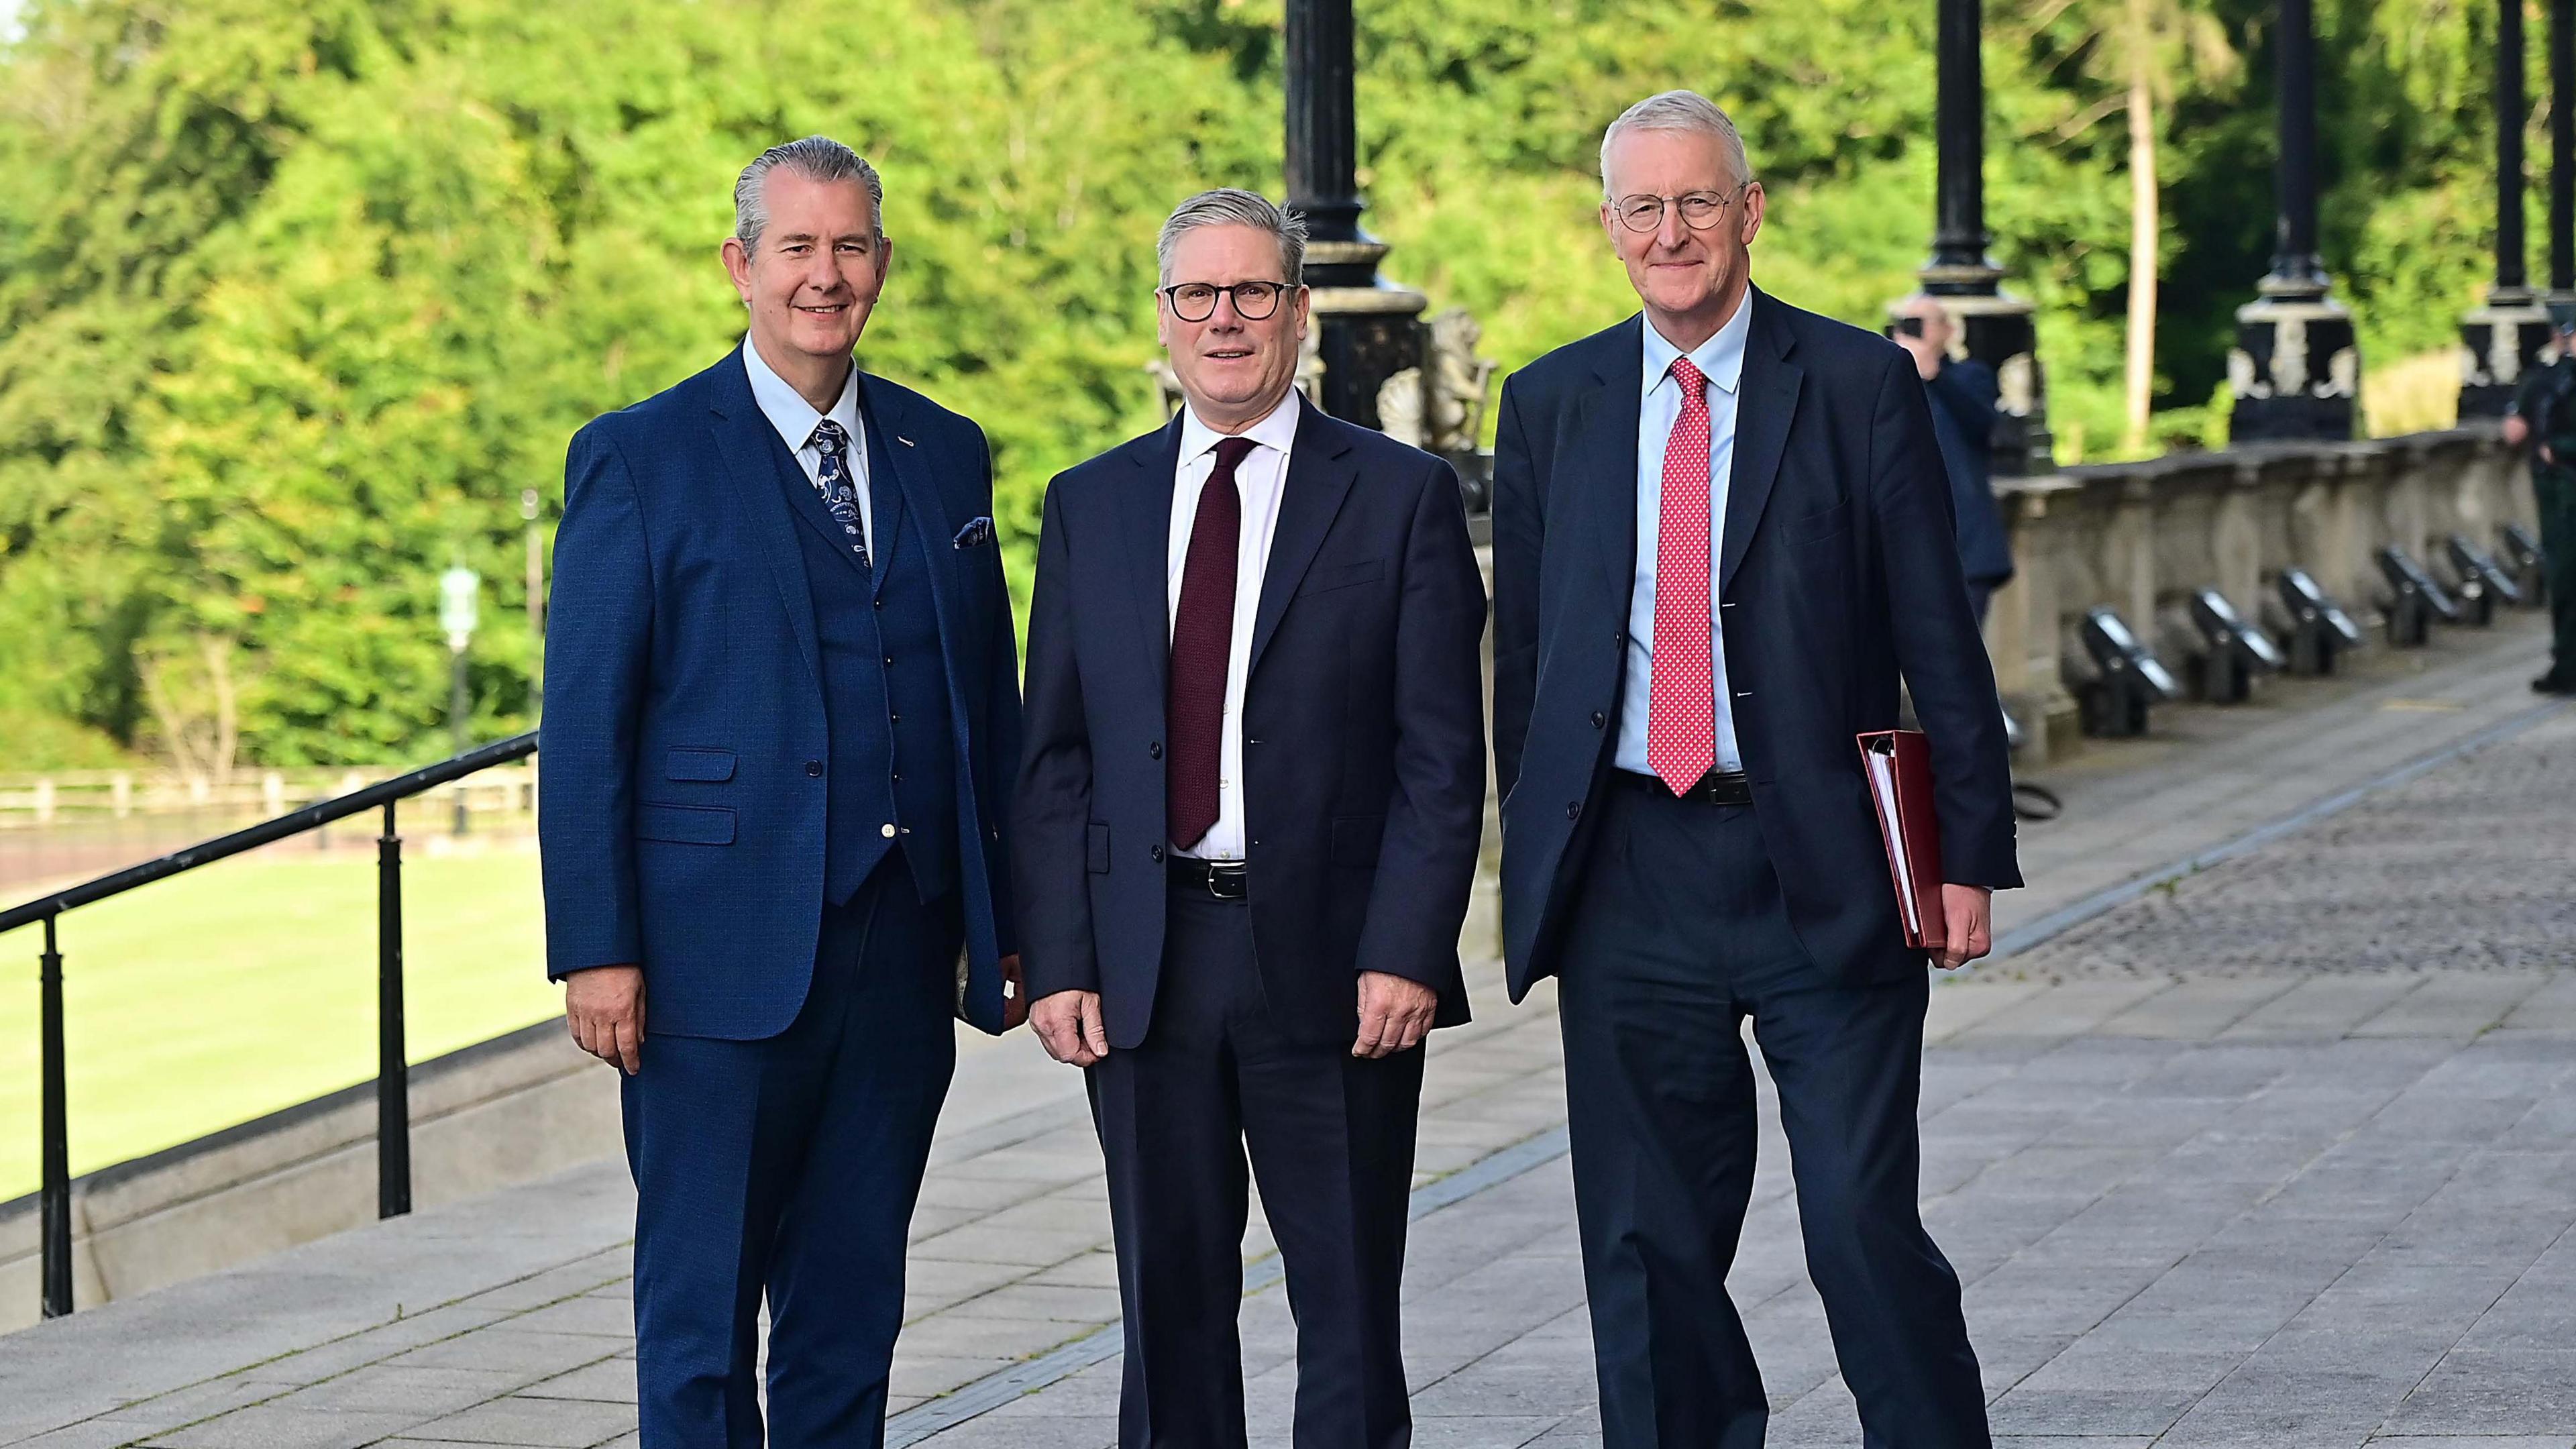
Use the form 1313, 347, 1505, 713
1910, 0, 2051, 472
2229, 0, 2361, 441
2553, 0, 2575, 303
2463, 0, 2552, 417
1285, 0, 1424, 429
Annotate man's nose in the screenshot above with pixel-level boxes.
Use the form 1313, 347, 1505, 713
1654, 201, 1690, 254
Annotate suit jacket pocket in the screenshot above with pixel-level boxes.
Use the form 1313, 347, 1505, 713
664, 747, 737, 782
1296, 559, 1385, 597
1330, 814, 1385, 866
1784, 500, 1851, 545
636, 802, 737, 845
1087, 821, 1112, 874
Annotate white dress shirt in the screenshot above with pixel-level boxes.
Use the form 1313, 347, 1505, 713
741, 337, 873, 559
1617, 299, 1754, 777
1167, 390, 1302, 860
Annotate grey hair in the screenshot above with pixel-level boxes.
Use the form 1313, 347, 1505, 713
1155, 189, 1308, 288
734, 136, 884, 252
1599, 90, 1756, 199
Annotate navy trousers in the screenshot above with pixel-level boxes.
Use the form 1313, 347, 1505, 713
1558, 774, 1988, 1449
1087, 885, 1424, 1449
623, 863, 961, 1448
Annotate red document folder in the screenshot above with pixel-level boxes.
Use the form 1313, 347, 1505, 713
1857, 730, 1947, 951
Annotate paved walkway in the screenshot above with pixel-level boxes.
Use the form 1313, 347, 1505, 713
2, 625, 2571, 1448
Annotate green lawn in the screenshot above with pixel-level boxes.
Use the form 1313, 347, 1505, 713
0, 843, 561, 1201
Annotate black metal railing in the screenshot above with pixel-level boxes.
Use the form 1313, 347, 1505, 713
0, 731, 539, 1320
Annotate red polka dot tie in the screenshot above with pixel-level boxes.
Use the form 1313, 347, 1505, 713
1647, 356, 1717, 797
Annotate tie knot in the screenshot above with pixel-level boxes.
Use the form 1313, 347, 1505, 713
809, 419, 850, 457
1209, 435, 1258, 477
1669, 356, 1707, 400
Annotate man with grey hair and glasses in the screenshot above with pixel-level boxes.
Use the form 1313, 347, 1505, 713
1014, 187, 1487, 1448
541, 135, 1025, 1445
1491, 91, 2019, 1446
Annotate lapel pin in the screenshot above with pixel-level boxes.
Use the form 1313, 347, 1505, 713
898, 435, 916, 447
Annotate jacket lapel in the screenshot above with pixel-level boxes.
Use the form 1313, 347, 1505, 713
1572, 321, 1645, 606
1247, 402, 1358, 678
1718, 289, 1804, 594
857, 380, 913, 602
1120, 417, 1186, 697
861, 373, 960, 621
708, 354, 822, 690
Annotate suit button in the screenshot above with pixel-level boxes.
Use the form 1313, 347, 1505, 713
1148, 741, 1163, 759
881, 823, 897, 839
1150, 845, 1165, 863
804, 760, 823, 777
873, 598, 884, 610
1590, 711, 1605, 729
883, 655, 894, 667
1566, 801, 1582, 820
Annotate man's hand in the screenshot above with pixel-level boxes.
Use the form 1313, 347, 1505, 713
565, 965, 646, 1075
998, 954, 1029, 1031
2505, 414, 2531, 448
1354, 972, 1438, 1059
1032, 989, 1109, 1067
1929, 885, 1994, 971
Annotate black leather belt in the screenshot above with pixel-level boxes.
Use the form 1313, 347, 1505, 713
1167, 857, 1249, 900
1615, 767, 1754, 807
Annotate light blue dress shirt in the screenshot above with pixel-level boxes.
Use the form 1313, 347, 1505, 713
1617, 299, 1754, 777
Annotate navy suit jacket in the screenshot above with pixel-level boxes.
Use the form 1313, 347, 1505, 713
1924, 359, 2014, 586
539, 352, 1023, 1039
1491, 290, 2020, 1000
1014, 402, 1488, 1051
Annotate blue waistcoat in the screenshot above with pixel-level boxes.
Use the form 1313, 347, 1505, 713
765, 405, 958, 908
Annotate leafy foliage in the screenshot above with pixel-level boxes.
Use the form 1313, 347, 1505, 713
0, 0, 2518, 767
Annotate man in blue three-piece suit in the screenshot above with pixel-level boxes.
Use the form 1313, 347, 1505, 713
1491, 94, 2021, 1448
537, 136, 1024, 1447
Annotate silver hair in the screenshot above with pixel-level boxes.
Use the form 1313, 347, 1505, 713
734, 136, 884, 252
1599, 90, 1756, 199
1155, 189, 1308, 288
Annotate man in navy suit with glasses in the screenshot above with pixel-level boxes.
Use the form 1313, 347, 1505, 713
539, 136, 1023, 1447
1014, 189, 1487, 1449
1491, 93, 2021, 1448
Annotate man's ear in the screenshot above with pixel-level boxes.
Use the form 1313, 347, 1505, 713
721, 237, 755, 302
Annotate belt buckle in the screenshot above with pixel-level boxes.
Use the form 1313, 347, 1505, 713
1207, 863, 1245, 900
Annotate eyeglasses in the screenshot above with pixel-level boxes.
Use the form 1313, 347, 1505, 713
1610, 184, 1750, 233
1160, 280, 1289, 323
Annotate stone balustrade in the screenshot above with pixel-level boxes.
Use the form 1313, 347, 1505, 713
1985, 422, 2538, 758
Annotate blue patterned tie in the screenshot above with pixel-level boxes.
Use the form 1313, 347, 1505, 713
808, 419, 870, 570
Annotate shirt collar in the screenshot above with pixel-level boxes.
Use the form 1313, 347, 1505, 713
1179, 388, 1303, 468
740, 336, 860, 453
1642, 291, 1754, 398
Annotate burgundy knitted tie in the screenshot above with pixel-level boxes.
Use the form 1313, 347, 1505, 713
1169, 435, 1256, 849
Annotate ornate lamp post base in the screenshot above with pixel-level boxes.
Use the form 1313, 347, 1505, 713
2229, 282, 2361, 442
1303, 237, 1428, 430
2461, 288, 2555, 418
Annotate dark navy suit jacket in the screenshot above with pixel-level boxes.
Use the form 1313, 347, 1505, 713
1013, 402, 1489, 1051
1923, 359, 2013, 586
539, 352, 1023, 1039
1491, 290, 2021, 999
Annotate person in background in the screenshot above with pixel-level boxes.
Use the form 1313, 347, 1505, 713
2502, 304, 2576, 696
1894, 293, 2013, 625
